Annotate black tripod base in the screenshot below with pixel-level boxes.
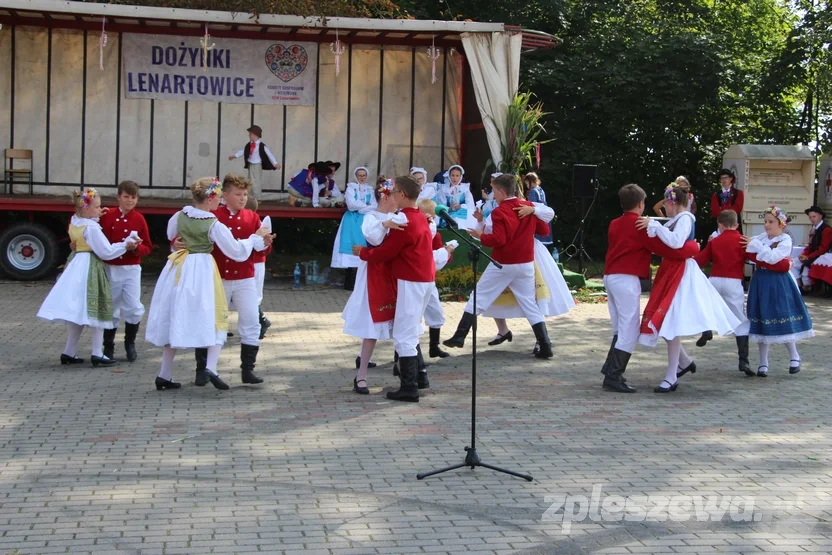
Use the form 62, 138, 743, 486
417, 447, 533, 481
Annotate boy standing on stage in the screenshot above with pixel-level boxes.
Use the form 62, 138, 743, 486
358, 175, 435, 402
442, 174, 554, 358
227, 125, 281, 199
100, 180, 153, 362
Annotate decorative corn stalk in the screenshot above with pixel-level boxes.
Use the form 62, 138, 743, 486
484, 92, 552, 181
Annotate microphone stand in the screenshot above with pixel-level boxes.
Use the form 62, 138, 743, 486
417, 216, 533, 482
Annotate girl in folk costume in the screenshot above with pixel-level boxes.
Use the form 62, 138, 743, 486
331, 167, 377, 271
743, 207, 814, 376
440, 165, 476, 228
477, 173, 501, 220
636, 185, 740, 393
653, 176, 698, 216
412, 167, 439, 203
342, 179, 408, 394
144, 177, 271, 391
38, 189, 141, 367
481, 184, 574, 352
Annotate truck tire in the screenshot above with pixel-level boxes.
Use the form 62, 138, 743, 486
0, 222, 60, 281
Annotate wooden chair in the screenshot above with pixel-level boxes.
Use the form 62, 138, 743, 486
4, 149, 34, 194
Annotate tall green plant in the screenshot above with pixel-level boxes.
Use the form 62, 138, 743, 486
483, 93, 552, 182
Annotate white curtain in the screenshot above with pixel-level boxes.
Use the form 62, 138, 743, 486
460, 32, 523, 169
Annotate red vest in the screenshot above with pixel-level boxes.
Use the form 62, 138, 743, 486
99, 208, 153, 266
480, 198, 548, 264
694, 230, 745, 279
212, 205, 260, 280
604, 212, 652, 279
359, 207, 435, 282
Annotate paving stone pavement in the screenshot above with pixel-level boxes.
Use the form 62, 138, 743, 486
0, 276, 831, 555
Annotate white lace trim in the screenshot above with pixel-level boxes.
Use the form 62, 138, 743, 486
750, 330, 815, 344
182, 206, 216, 220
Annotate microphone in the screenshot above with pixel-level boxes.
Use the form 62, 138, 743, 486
434, 204, 459, 229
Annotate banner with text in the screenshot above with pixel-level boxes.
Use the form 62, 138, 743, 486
122, 33, 318, 105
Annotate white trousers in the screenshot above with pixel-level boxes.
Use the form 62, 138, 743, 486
463, 262, 544, 326
393, 280, 433, 357
709, 277, 750, 336
603, 274, 642, 354
247, 163, 263, 198
106, 264, 144, 325
423, 284, 445, 328
254, 262, 266, 305
223, 278, 260, 346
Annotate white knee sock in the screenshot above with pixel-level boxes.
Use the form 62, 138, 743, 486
664, 337, 681, 384
678, 344, 692, 369
206, 345, 221, 376
158, 346, 176, 380
786, 342, 800, 366
64, 323, 84, 357
91, 327, 105, 357
758, 342, 769, 370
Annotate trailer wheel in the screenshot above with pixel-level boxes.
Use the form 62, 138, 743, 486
0, 223, 59, 281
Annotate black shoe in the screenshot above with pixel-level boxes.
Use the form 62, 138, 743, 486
653, 379, 678, 393
745, 364, 759, 377
386, 356, 420, 402
155, 377, 181, 390
602, 375, 637, 393
443, 312, 475, 348
195, 348, 208, 379
209, 374, 230, 390
91, 355, 117, 367
532, 342, 540, 356
124, 322, 140, 362
789, 360, 801, 375
227, 332, 234, 338
240, 344, 264, 384
103, 327, 117, 360
258, 308, 271, 340
736, 336, 750, 374
353, 377, 369, 395
756, 365, 768, 377
531, 322, 553, 359
60, 354, 84, 365
695, 331, 713, 347
676, 362, 697, 379
429, 327, 450, 358
354, 356, 377, 369
488, 331, 513, 346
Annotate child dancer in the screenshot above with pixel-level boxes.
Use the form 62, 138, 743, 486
38, 188, 139, 367
444, 174, 555, 358
145, 177, 271, 391
636, 185, 740, 392
358, 175, 436, 402
743, 206, 814, 376
99, 180, 153, 362
332, 167, 377, 292
244, 196, 273, 340
343, 179, 407, 394
441, 165, 475, 228
693, 209, 751, 373
417, 199, 455, 361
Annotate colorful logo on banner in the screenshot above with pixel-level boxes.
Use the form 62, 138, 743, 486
265, 44, 309, 82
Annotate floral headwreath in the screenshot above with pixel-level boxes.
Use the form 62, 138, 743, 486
205, 177, 222, 199
78, 188, 98, 208
764, 205, 788, 225
663, 183, 679, 201
378, 179, 395, 198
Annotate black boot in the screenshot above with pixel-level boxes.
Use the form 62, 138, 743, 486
599, 334, 618, 376
103, 327, 117, 360
443, 312, 475, 348
736, 336, 750, 374
258, 308, 271, 340
696, 330, 713, 347
240, 344, 264, 384
344, 268, 357, 291
195, 348, 208, 380
393, 352, 399, 377
428, 327, 450, 358
531, 322, 553, 359
416, 345, 430, 389
124, 322, 139, 362
602, 349, 637, 393
386, 355, 420, 402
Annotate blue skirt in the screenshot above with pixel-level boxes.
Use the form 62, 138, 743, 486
747, 269, 814, 343
338, 211, 367, 254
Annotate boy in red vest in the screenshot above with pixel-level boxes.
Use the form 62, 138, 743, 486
245, 196, 273, 339
443, 174, 554, 358
601, 184, 700, 393
358, 175, 436, 402
100, 180, 153, 362
227, 125, 281, 199
710, 169, 744, 224
694, 209, 750, 372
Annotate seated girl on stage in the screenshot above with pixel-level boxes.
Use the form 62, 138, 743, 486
287, 162, 344, 208
743, 206, 814, 376
440, 165, 475, 228
411, 167, 439, 203
38, 188, 140, 367
636, 184, 739, 393
331, 166, 377, 271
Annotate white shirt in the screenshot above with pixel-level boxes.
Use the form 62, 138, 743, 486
233, 140, 278, 166
311, 176, 343, 208
345, 182, 378, 214
71, 215, 130, 260
647, 211, 695, 249
166, 206, 265, 261
746, 232, 792, 264
361, 210, 408, 246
